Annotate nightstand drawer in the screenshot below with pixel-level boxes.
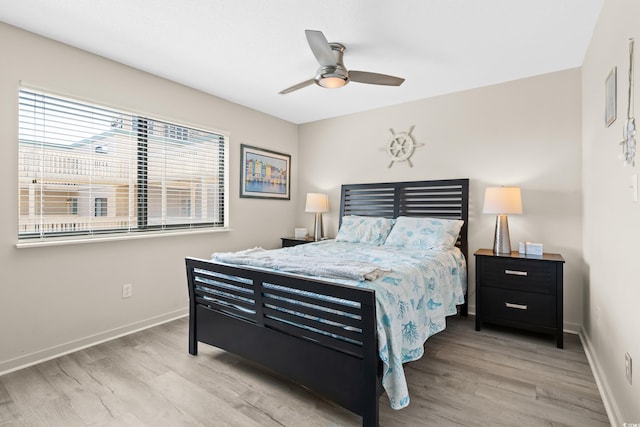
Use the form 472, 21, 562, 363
481, 287, 556, 328
482, 257, 556, 294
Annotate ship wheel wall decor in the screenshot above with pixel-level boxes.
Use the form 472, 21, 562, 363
379, 125, 424, 167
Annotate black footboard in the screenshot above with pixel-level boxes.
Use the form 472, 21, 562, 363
186, 257, 383, 426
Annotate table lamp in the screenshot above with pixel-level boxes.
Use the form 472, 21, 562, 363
483, 186, 522, 254
305, 193, 329, 241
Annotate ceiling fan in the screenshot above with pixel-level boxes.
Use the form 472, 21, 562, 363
279, 30, 405, 94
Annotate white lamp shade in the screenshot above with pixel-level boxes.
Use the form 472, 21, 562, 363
483, 187, 523, 215
305, 193, 329, 213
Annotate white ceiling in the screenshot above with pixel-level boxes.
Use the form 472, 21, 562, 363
0, 0, 602, 124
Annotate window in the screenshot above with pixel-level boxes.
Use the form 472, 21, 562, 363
94, 198, 107, 217
68, 197, 78, 215
18, 88, 228, 241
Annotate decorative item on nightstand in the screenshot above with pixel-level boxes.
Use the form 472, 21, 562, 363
294, 228, 308, 239
483, 186, 522, 254
305, 193, 329, 241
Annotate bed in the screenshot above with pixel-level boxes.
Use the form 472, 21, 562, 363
186, 178, 469, 426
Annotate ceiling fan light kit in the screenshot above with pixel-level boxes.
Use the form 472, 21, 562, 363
316, 65, 349, 89
279, 30, 405, 94
317, 73, 348, 88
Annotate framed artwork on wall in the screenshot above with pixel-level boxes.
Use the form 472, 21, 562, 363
240, 144, 291, 200
605, 66, 617, 127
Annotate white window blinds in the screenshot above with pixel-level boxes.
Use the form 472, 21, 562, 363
18, 88, 227, 240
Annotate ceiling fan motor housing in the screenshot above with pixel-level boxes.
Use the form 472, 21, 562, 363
315, 43, 349, 88
315, 66, 349, 88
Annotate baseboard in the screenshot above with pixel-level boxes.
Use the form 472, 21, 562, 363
579, 329, 621, 427
563, 321, 581, 335
0, 308, 188, 376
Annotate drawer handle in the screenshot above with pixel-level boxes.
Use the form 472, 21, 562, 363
505, 269, 528, 276
505, 302, 528, 310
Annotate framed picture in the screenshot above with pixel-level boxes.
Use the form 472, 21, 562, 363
605, 67, 617, 127
240, 144, 291, 200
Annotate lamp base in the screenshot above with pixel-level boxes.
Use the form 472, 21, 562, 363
493, 214, 512, 254
313, 212, 324, 241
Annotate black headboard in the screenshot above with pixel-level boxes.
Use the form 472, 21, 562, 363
339, 179, 469, 260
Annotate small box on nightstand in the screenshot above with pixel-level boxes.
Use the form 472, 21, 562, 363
294, 228, 308, 238
525, 242, 543, 256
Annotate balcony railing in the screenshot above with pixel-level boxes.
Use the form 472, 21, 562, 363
19, 215, 133, 235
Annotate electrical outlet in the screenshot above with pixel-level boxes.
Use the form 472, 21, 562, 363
625, 352, 632, 385
122, 283, 132, 299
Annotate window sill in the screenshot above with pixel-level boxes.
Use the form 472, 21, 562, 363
15, 227, 231, 249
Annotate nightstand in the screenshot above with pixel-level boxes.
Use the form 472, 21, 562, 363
474, 249, 565, 348
281, 237, 315, 248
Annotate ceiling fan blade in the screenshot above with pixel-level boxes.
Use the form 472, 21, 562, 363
349, 70, 405, 86
279, 78, 315, 94
305, 29, 337, 67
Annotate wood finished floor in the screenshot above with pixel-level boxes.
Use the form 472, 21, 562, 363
0, 315, 609, 426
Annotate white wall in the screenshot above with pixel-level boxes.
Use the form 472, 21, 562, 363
0, 22, 298, 373
582, 0, 640, 422
297, 69, 584, 331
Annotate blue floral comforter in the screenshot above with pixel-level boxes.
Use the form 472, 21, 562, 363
212, 240, 467, 410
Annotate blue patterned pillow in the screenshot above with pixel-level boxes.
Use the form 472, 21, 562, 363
335, 216, 395, 245
383, 216, 463, 250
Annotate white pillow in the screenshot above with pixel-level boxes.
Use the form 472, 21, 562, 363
383, 216, 463, 250
335, 216, 395, 246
